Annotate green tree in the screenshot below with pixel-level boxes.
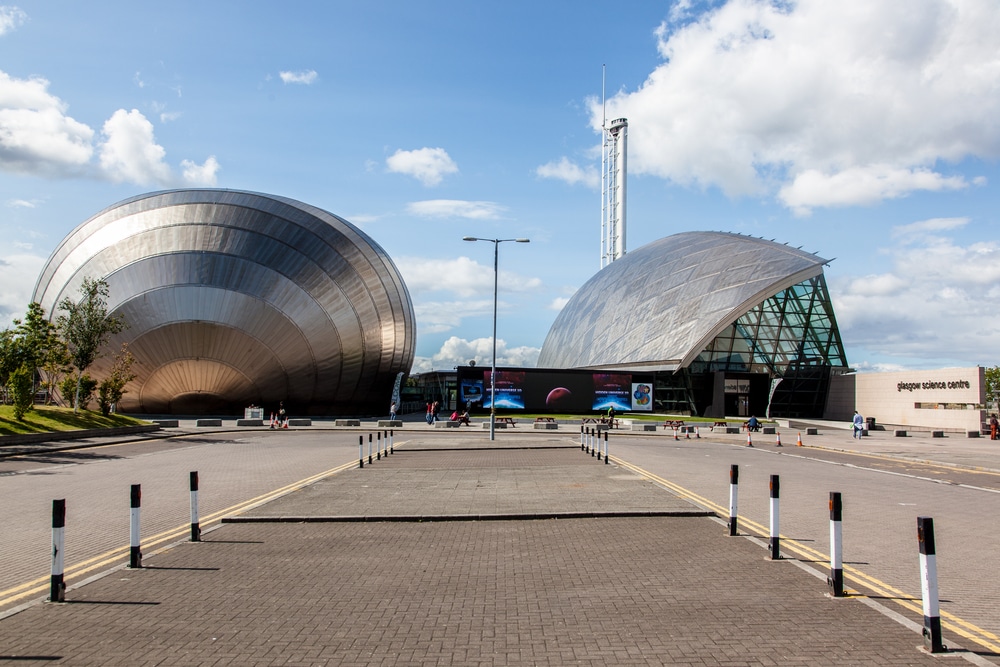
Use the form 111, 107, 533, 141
97, 343, 136, 416
985, 366, 1000, 409
56, 278, 128, 412
59, 373, 97, 411
8, 364, 34, 420
13, 302, 66, 402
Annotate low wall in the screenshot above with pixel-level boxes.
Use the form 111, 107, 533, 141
0, 424, 161, 446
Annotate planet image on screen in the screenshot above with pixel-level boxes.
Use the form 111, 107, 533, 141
546, 387, 572, 409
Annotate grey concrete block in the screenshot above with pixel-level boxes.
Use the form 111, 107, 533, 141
152, 420, 179, 428
762, 426, 776, 435
287, 418, 311, 427
967, 430, 981, 438
725, 427, 740, 434
533, 422, 558, 429
894, 429, 907, 437
196, 419, 222, 427
482, 422, 508, 429
236, 419, 264, 427
335, 419, 361, 427
435, 421, 459, 428
631, 423, 657, 431
806, 428, 819, 436
377, 420, 403, 428
932, 431, 945, 438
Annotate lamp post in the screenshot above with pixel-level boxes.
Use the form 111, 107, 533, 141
463, 236, 530, 441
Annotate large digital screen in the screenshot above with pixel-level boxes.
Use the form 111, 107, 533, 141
591, 373, 632, 411
460, 367, 639, 413
484, 370, 525, 409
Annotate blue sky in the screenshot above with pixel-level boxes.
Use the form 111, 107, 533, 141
2, 0, 999, 374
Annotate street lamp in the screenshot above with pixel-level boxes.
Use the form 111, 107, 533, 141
463, 236, 530, 441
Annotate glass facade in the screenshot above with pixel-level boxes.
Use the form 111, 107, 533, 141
690, 275, 847, 375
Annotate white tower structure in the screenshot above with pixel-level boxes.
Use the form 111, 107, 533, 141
601, 116, 628, 268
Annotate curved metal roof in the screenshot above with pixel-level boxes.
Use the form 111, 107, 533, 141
33, 189, 415, 414
537, 232, 830, 371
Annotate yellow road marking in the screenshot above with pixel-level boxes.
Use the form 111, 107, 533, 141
0, 459, 358, 608
611, 455, 1000, 654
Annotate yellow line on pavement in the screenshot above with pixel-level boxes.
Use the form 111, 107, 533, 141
0, 459, 358, 608
611, 455, 1000, 654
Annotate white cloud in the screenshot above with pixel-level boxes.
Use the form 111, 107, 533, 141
0, 69, 220, 186
832, 232, 1000, 363
387, 147, 458, 186
779, 166, 969, 215
406, 199, 505, 220
181, 155, 220, 186
548, 297, 570, 311
536, 157, 600, 188
395, 256, 541, 299
0, 251, 46, 326
411, 336, 541, 373
599, 0, 1000, 212
6, 198, 37, 208
0, 6, 26, 35
279, 70, 318, 85
891, 216, 968, 239
98, 108, 172, 185
0, 71, 94, 176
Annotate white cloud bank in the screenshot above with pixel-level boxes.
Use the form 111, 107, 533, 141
0, 251, 46, 326
598, 0, 1000, 214
833, 223, 1000, 364
386, 147, 458, 186
411, 336, 541, 373
0, 6, 26, 35
536, 157, 600, 188
0, 69, 219, 186
406, 199, 506, 220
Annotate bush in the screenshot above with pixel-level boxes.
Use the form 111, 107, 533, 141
8, 364, 34, 420
59, 373, 97, 411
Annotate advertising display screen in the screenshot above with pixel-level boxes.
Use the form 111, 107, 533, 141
458, 366, 640, 414
630, 382, 653, 411
591, 373, 632, 411
484, 370, 525, 409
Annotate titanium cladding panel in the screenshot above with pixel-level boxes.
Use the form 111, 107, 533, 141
33, 189, 416, 415
537, 231, 829, 371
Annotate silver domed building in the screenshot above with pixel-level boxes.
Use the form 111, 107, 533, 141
538, 232, 849, 418
33, 189, 415, 415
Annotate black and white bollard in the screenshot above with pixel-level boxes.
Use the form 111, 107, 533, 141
828, 492, 844, 596
597, 430, 602, 460
918, 516, 945, 653
377, 430, 382, 460
728, 465, 739, 536
368, 433, 373, 465
50, 499, 66, 602
359, 435, 364, 468
580, 425, 585, 450
604, 430, 609, 464
129, 484, 142, 569
591, 428, 597, 457
189, 471, 201, 542
768, 474, 780, 559
390, 429, 394, 454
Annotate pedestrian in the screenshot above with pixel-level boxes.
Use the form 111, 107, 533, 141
852, 411, 864, 439
607, 405, 616, 427
390, 400, 397, 421
425, 400, 434, 425
432, 400, 440, 421
990, 413, 998, 441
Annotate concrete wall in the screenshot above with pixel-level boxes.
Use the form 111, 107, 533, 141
833, 367, 985, 432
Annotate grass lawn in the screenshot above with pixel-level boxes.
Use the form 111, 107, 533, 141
0, 405, 151, 437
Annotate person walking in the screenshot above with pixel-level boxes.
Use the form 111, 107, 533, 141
390, 401, 397, 421
852, 411, 864, 439
990, 413, 998, 441
425, 400, 434, 425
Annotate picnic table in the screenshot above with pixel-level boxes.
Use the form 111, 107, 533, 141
710, 421, 728, 431
496, 417, 516, 427
663, 420, 685, 430
534, 417, 556, 423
